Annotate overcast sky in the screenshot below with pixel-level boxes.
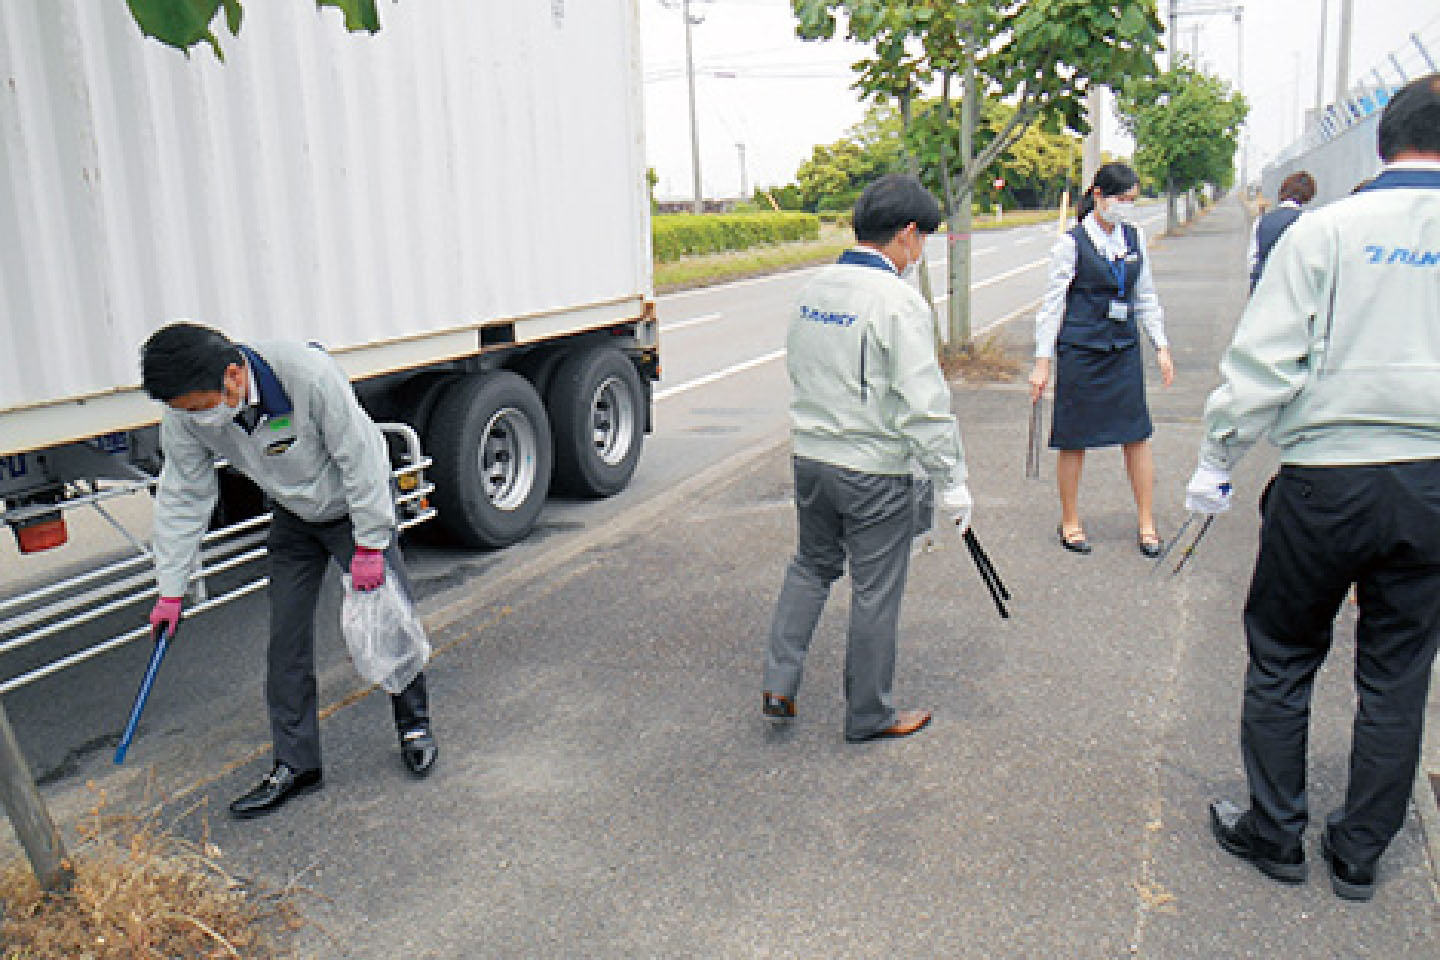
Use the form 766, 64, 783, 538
638, 0, 1439, 201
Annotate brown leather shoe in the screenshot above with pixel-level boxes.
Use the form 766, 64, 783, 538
846, 709, 932, 742
762, 692, 796, 721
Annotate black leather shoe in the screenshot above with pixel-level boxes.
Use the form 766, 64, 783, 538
1138, 531, 1163, 558
229, 762, 322, 819
1321, 831, 1376, 901
400, 726, 438, 777
762, 692, 796, 722
1209, 800, 1306, 883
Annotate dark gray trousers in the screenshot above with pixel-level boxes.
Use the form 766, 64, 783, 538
267, 506, 429, 773
763, 456, 915, 740
1240, 460, 1440, 865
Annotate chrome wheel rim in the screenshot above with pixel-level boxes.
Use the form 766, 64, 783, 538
590, 375, 636, 467
479, 407, 537, 511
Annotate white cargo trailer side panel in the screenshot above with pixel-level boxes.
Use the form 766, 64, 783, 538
0, 0, 651, 454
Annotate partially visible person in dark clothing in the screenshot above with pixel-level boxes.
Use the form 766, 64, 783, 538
1193, 72, 1440, 903
1248, 170, 1316, 293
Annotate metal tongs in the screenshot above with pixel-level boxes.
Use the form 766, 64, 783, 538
114, 624, 174, 764
1025, 397, 1045, 479
962, 527, 1011, 619
1152, 512, 1218, 578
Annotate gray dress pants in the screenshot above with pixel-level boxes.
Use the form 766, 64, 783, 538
763, 456, 914, 740
267, 506, 430, 773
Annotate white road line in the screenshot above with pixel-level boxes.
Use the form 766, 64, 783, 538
659, 267, 821, 302
932, 257, 1049, 303
654, 348, 787, 401
661, 311, 724, 333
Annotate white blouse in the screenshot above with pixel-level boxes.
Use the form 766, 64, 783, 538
1033, 213, 1167, 359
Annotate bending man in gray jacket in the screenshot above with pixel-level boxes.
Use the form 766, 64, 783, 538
141, 322, 438, 819
762, 174, 971, 743
1188, 74, 1440, 901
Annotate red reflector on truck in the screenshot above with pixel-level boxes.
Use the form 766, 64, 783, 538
15, 515, 68, 553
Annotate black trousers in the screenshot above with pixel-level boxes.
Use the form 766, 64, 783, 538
266, 507, 430, 773
1240, 459, 1440, 865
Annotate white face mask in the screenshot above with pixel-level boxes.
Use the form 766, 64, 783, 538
184, 399, 239, 429
1106, 199, 1137, 224
901, 230, 923, 281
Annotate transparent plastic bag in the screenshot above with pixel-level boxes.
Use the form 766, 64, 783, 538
340, 564, 431, 694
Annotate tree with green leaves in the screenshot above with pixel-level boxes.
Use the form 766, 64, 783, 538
1115, 62, 1249, 232
792, 0, 1162, 351
904, 99, 1082, 212
794, 109, 907, 212
126, 0, 381, 59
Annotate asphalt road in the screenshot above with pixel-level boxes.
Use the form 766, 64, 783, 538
6, 199, 1437, 957
0, 210, 1172, 807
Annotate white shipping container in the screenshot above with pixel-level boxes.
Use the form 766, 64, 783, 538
0, 0, 652, 456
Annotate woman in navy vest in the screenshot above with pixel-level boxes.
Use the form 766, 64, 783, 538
1027, 162, 1174, 556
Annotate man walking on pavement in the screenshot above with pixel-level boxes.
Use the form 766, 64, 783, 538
140, 322, 439, 818
1187, 74, 1440, 900
761, 174, 972, 743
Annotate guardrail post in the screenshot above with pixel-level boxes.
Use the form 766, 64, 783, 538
0, 697, 73, 893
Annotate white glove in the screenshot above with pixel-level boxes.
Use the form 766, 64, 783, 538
1185, 461, 1233, 514
941, 482, 974, 535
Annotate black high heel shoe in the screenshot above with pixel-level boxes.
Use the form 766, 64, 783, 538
1058, 524, 1092, 554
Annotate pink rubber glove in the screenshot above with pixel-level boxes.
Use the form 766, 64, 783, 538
351, 546, 386, 592
149, 596, 182, 638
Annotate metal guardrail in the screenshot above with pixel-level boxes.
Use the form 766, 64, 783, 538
0, 423, 436, 694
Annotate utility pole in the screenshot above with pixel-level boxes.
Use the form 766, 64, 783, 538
1316, 0, 1328, 111
1169, 0, 1179, 67
736, 142, 747, 201
682, 0, 703, 214
1334, 0, 1353, 105
0, 698, 73, 893
1236, 5, 1247, 193
1081, 86, 1102, 193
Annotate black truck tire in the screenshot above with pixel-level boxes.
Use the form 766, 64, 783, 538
547, 346, 644, 497
424, 371, 553, 548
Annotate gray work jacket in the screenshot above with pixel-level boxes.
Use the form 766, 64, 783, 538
151, 340, 395, 597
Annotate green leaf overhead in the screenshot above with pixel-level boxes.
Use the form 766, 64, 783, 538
126, 0, 383, 58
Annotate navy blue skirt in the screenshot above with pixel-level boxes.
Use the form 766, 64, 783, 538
1049, 342, 1153, 450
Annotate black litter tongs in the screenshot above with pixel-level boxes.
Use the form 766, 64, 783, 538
962, 527, 1011, 619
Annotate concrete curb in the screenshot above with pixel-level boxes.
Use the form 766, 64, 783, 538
1417, 712, 1440, 894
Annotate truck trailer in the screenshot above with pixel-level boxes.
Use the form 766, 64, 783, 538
0, 0, 657, 692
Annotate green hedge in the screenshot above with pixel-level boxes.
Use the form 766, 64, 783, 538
652, 212, 820, 263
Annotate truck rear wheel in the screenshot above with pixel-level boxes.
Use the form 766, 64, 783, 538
547, 346, 644, 497
425, 372, 553, 548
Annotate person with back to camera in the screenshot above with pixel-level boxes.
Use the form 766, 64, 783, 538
760, 173, 971, 743
1189, 73, 1440, 901
1026, 162, 1175, 557
1248, 170, 1316, 293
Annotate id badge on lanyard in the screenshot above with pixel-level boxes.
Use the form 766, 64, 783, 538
1107, 256, 1129, 321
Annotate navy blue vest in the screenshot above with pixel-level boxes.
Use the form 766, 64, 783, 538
1250, 206, 1303, 290
1057, 223, 1141, 351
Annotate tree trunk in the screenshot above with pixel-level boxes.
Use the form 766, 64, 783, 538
947, 32, 979, 352
1166, 173, 1178, 233
900, 93, 937, 324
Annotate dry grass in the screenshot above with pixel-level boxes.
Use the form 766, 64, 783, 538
940, 331, 1027, 383
0, 782, 306, 959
